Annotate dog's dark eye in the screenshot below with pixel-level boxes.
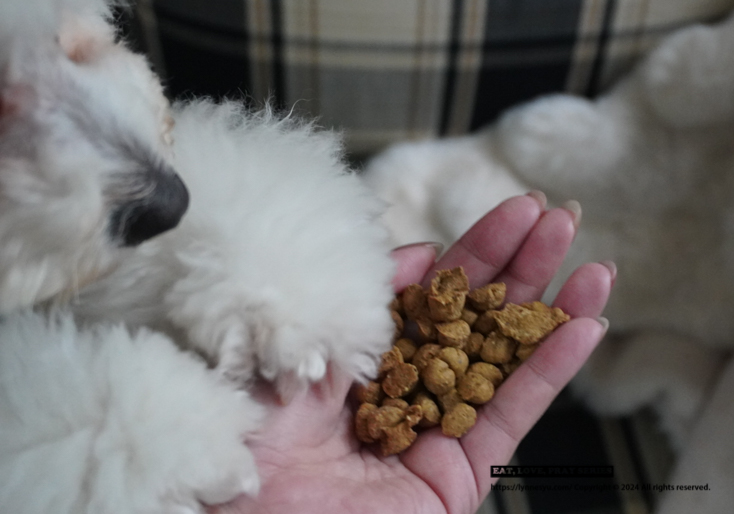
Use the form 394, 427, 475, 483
109, 171, 189, 247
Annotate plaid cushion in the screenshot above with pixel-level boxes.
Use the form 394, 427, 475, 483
128, 0, 734, 155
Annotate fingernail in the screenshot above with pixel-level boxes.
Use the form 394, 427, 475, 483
599, 260, 617, 285
391, 241, 445, 258
596, 316, 610, 332
562, 200, 582, 230
526, 190, 547, 210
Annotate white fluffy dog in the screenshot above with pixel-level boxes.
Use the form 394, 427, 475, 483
0, 1, 395, 512
363, 11, 734, 513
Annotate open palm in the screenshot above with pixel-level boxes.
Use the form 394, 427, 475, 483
211, 194, 614, 514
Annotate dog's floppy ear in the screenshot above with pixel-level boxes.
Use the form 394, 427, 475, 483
58, 14, 116, 64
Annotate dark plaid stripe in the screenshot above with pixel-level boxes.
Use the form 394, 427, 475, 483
585, 0, 617, 97
439, 0, 465, 136
470, 0, 584, 129
268, 0, 286, 110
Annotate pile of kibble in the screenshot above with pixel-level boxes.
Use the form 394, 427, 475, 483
354, 267, 570, 456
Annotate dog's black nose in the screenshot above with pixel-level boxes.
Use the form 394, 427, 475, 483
111, 171, 190, 247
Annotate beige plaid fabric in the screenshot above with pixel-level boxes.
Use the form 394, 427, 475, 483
134, 0, 734, 155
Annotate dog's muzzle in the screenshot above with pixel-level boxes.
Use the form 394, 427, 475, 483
110, 171, 190, 247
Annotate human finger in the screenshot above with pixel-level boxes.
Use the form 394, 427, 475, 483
493, 205, 578, 304
423, 194, 546, 289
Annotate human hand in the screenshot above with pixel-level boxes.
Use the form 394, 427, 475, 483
209, 193, 614, 514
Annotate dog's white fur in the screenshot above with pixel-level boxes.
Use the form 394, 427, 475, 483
0, 1, 395, 512
363, 11, 734, 513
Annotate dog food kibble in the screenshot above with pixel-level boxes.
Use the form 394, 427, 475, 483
354, 267, 570, 455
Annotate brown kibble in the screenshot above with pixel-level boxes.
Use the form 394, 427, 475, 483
480, 331, 518, 364
457, 372, 495, 404
464, 332, 484, 359
413, 392, 441, 428
391, 310, 404, 341
437, 388, 463, 413
468, 362, 504, 388
412, 343, 442, 372
436, 320, 471, 347
438, 347, 469, 379
356, 268, 568, 455
367, 405, 405, 440
473, 311, 498, 336
427, 291, 466, 322
402, 284, 430, 321
380, 421, 418, 456
382, 363, 419, 398
382, 398, 409, 410
378, 347, 404, 377
421, 358, 456, 395
494, 301, 570, 345
355, 381, 385, 405
516, 343, 540, 361
430, 267, 470, 296
467, 283, 506, 312
460, 308, 479, 327
355, 403, 378, 443
394, 337, 418, 362
441, 403, 477, 437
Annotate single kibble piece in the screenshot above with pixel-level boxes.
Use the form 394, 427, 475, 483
427, 291, 466, 322
438, 347, 469, 379
480, 331, 517, 364
442, 403, 477, 437
472, 311, 498, 336
412, 343, 442, 372
402, 284, 430, 321
382, 362, 419, 398
367, 405, 405, 440
394, 337, 418, 362
355, 403, 379, 443
467, 282, 506, 312
413, 392, 441, 428
494, 301, 570, 345
436, 320, 471, 347
464, 332, 485, 359
355, 381, 384, 405
421, 358, 456, 395
430, 267, 470, 296
457, 372, 495, 404
380, 421, 418, 456
468, 362, 504, 388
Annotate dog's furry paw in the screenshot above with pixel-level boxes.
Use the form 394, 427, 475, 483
157, 101, 396, 395
642, 14, 734, 127
0, 311, 262, 514
496, 94, 628, 194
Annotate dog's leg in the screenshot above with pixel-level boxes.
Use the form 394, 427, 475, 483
0, 312, 262, 514
571, 330, 725, 450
